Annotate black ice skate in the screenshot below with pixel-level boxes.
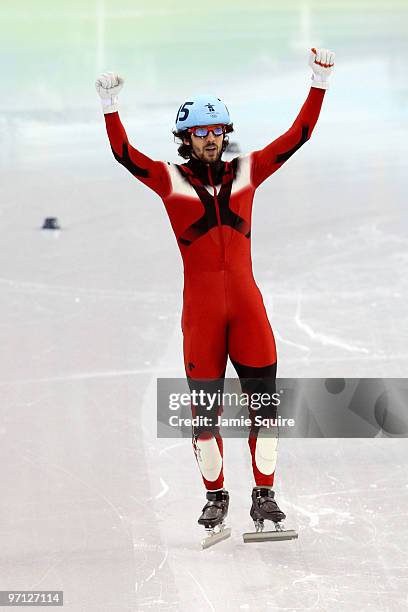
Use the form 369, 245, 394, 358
198, 489, 231, 549
243, 487, 298, 543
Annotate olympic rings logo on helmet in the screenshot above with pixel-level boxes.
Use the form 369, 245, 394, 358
173, 94, 232, 134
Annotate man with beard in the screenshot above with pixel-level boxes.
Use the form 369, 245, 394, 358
95, 47, 335, 546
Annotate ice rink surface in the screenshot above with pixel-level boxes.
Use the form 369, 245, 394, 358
1, 1, 408, 610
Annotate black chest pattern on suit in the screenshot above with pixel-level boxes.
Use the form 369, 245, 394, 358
175, 157, 251, 246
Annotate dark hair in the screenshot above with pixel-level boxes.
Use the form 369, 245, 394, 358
172, 124, 234, 159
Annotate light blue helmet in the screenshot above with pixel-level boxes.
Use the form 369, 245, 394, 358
174, 94, 231, 133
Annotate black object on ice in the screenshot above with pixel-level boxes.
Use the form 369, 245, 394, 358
225, 141, 240, 153
42, 217, 61, 230
199, 489, 231, 549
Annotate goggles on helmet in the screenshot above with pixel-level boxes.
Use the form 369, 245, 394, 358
188, 124, 226, 138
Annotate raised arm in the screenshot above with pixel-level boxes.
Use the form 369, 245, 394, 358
251, 48, 335, 188
95, 73, 170, 198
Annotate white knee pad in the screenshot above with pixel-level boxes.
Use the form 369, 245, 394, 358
194, 435, 223, 482
255, 427, 278, 475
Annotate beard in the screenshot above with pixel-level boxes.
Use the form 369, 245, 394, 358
194, 142, 222, 163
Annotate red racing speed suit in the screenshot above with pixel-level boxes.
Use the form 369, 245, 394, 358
103, 86, 325, 490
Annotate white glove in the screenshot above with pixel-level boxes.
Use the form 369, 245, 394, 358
95, 72, 124, 114
308, 48, 335, 90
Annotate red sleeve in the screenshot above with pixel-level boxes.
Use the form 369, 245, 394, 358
251, 87, 326, 188
104, 112, 171, 198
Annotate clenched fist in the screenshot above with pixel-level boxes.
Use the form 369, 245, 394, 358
95, 72, 124, 114
308, 48, 335, 89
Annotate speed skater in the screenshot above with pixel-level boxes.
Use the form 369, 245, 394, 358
95, 47, 335, 544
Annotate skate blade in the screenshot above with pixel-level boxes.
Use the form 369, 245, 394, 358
243, 529, 298, 543
201, 527, 231, 550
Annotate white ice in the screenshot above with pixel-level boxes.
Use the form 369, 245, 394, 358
1, 1, 407, 611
